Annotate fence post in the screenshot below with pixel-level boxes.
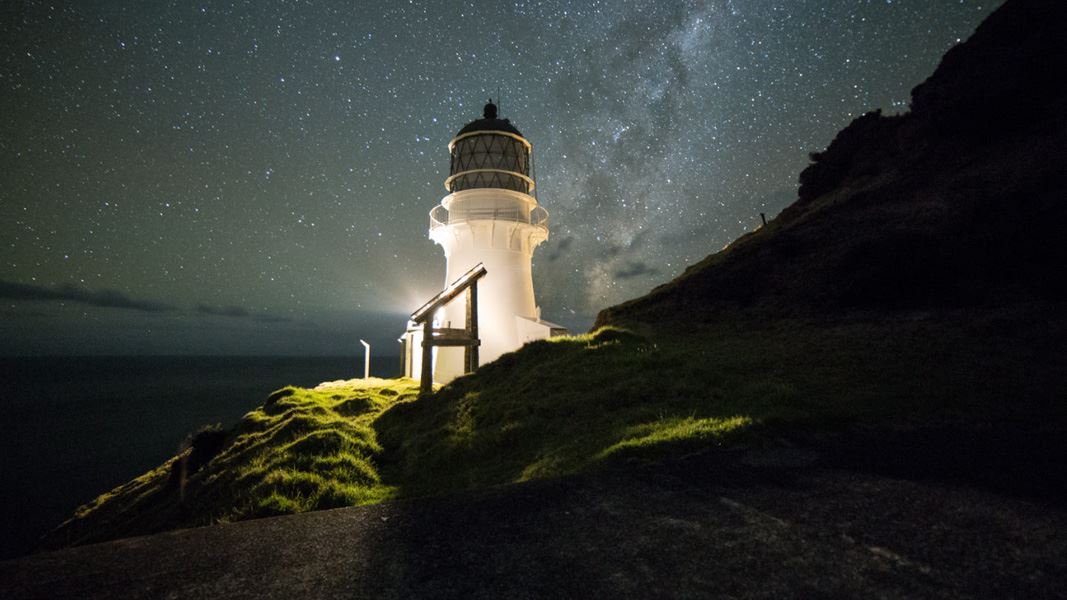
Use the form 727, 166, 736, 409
359, 339, 371, 379
420, 320, 433, 394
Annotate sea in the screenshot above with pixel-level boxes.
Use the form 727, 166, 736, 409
0, 355, 399, 560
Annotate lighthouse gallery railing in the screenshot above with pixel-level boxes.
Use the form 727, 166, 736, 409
430, 204, 549, 231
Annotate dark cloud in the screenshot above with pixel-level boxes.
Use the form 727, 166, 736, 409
600, 229, 652, 259
0, 280, 176, 313
197, 303, 298, 324
545, 236, 574, 262
0, 308, 49, 319
196, 304, 250, 318
0, 284, 303, 325
252, 314, 295, 324
613, 261, 660, 281
629, 228, 653, 249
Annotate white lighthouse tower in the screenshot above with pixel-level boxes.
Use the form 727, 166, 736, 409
400, 100, 565, 384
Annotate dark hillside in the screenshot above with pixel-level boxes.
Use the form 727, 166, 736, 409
596, 0, 1067, 327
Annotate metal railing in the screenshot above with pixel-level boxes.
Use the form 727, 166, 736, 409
430, 204, 549, 231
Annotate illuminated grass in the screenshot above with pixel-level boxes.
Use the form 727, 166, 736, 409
596, 416, 754, 460
375, 312, 1066, 498
45, 310, 1067, 550
374, 327, 772, 496
46, 378, 419, 549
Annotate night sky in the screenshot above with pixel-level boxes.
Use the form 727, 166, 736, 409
1, 1, 1000, 356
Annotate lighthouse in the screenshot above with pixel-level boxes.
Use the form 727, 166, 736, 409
399, 100, 566, 384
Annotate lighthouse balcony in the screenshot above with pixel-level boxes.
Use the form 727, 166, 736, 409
430, 203, 548, 232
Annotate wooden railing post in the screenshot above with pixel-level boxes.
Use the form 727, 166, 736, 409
409, 263, 487, 392
420, 319, 433, 395
468, 282, 478, 372
463, 288, 472, 373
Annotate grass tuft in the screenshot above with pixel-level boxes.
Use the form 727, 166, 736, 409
597, 416, 753, 461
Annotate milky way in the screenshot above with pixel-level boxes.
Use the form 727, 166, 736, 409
0, 1, 1000, 354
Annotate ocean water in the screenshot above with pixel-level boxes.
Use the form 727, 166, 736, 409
0, 355, 399, 560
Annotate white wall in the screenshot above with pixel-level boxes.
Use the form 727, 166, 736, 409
430, 188, 548, 382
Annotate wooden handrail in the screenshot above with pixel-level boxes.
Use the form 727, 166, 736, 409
410, 263, 487, 324
412, 264, 485, 394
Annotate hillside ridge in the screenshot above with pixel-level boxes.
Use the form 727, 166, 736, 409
596, 0, 1067, 328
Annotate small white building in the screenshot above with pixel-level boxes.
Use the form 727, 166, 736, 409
399, 101, 566, 384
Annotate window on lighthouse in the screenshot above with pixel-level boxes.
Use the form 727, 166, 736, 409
450, 134, 531, 194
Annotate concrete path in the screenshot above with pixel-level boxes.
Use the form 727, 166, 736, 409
3, 452, 1065, 599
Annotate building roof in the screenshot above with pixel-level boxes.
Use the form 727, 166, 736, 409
456, 101, 524, 137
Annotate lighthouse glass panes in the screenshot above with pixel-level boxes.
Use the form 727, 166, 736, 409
448, 133, 531, 193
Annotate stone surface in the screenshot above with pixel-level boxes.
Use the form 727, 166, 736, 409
3, 452, 1064, 599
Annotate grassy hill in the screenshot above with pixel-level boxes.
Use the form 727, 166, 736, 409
44, 310, 1067, 550
41, 0, 1067, 551
43, 379, 419, 549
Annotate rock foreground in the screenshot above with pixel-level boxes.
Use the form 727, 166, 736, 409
3, 451, 1064, 599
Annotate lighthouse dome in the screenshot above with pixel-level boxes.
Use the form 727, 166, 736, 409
456, 101, 524, 137
446, 101, 533, 194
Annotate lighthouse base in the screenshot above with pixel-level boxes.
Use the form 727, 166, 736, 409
398, 315, 567, 385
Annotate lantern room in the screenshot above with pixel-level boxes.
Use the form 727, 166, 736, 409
445, 102, 534, 195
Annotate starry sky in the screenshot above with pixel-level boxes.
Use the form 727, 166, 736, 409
0, 0, 1001, 356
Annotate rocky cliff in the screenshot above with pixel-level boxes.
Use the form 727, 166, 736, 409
596, 0, 1067, 328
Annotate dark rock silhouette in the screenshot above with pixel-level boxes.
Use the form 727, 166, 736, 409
168, 424, 230, 492
597, 0, 1067, 327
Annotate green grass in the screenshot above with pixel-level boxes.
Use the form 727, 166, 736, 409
46, 378, 420, 549
46, 308, 1067, 549
596, 416, 755, 460
222, 383, 397, 516
374, 310, 1066, 498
